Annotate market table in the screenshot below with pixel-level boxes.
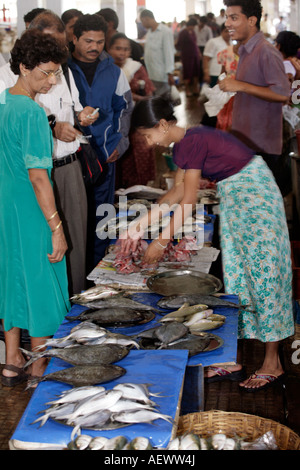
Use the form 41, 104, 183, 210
9, 293, 239, 450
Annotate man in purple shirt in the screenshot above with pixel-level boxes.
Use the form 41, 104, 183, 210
219, 0, 290, 173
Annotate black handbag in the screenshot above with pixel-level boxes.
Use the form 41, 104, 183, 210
73, 113, 104, 188
63, 65, 104, 187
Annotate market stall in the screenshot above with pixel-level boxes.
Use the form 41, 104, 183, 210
9, 290, 239, 450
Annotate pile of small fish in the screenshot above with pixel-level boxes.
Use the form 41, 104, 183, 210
160, 303, 226, 332
66, 430, 279, 451
67, 435, 153, 450
31, 322, 140, 350
167, 431, 278, 450
112, 237, 198, 274
32, 383, 173, 439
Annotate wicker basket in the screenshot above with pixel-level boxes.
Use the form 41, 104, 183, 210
177, 411, 300, 450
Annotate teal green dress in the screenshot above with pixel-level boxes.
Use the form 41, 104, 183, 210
0, 90, 70, 337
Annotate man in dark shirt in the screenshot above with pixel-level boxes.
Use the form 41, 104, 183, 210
69, 14, 133, 267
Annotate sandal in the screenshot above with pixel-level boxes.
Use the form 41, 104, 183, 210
239, 371, 286, 393
205, 366, 247, 383
1, 364, 28, 387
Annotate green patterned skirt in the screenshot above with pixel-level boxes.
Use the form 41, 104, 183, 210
217, 156, 294, 342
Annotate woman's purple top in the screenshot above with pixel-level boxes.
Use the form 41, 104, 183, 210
172, 126, 255, 182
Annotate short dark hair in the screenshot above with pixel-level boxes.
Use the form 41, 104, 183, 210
23, 8, 46, 24
61, 9, 83, 25
140, 9, 155, 20
28, 10, 65, 34
10, 29, 68, 75
223, 0, 262, 29
131, 97, 176, 130
186, 18, 198, 27
275, 31, 300, 58
73, 14, 107, 39
109, 32, 129, 49
97, 8, 119, 29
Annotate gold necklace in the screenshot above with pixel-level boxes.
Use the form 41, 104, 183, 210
19, 86, 33, 99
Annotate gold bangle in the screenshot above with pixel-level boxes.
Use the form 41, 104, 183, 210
47, 210, 58, 222
156, 240, 168, 250
52, 220, 62, 232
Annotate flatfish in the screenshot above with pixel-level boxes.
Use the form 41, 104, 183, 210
66, 308, 144, 325
27, 364, 126, 388
21, 344, 129, 367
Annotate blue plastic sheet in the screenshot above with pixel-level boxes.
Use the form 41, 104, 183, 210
11, 347, 188, 449
11, 292, 238, 449
62, 292, 238, 366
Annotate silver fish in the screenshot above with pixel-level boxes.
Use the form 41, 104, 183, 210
167, 437, 180, 450
88, 436, 109, 450
104, 436, 128, 450
108, 399, 156, 413
130, 437, 153, 450
32, 402, 76, 427
66, 390, 123, 423
112, 409, 174, 425
27, 364, 126, 388
46, 386, 106, 406
113, 383, 156, 405
70, 410, 112, 440
160, 304, 209, 322
34, 325, 107, 351
21, 344, 129, 367
71, 286, 121, 303
183, 310, 213, 326
68, 434, 93, 450
179, 434, 201, 450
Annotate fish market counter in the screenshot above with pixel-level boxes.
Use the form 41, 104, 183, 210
9, 294, 239, 450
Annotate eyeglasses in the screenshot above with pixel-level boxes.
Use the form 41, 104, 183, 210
36, 66, 62, 78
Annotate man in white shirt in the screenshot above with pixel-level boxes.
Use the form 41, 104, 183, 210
140, 9, 175, 98
216, 9, 226, 26
0, 11, 98, 295
195, 16, 213, 54
203, 24, 231, 87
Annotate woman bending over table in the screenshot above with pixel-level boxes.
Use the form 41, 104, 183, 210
120, 96, 295, 392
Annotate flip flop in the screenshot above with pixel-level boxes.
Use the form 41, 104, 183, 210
205, 366, 247, 383
1, 364, 28, 387
239, 371, 286, 393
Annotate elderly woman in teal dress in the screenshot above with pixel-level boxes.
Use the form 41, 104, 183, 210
0, 30, 70, 387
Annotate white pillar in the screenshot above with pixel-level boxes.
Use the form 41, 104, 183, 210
17, 0, 39, 36
100, 0, 125, 31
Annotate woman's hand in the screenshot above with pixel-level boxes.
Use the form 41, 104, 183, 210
120, 225, 145, 254
48, 226, 68, 263
142, 240, 166, 264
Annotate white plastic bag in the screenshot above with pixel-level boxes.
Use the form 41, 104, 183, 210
170, 85, 181, 106
204, 73, 236, 117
